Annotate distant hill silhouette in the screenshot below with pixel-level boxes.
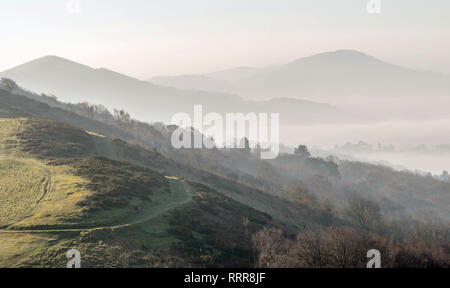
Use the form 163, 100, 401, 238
148, 50, 450, 100
0, 55, 341, 124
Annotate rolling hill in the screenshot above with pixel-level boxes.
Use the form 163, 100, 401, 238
0, 115, 286, 268
0, 56, 342, 125
0, 87, 339, 267
149, 50, 450, 101
0, 86, 448, 267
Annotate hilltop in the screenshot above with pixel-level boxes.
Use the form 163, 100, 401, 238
149, 50, 450, 100
0, 56, 341, 125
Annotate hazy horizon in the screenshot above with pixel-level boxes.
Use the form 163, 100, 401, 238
1, 0, 450, 78
1, 0, 449, 175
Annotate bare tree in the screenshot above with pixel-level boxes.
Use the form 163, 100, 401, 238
252, 228, 291, 268
1, 78, 18, 91
253, 227, 394, 268
346, 194, 383, 228
114, 109, 131, 128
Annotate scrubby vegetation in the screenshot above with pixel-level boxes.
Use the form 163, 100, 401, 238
17, 119, 95, 158
252, 225, 450, 268
52, 156, 170, 212
251, 188, 450, 268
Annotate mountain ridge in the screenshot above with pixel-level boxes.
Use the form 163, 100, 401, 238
148, 49, 450, 100
0, 56, 343, 125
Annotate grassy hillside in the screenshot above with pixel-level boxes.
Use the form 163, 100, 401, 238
0, 118, 170, 228
2, 87, 447, 226
0, 90, 325, 229
1, 87, 448, 267
14, 180, 279, 268
0, 117, 283, 267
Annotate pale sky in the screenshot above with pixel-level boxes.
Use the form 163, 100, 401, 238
1, 0, 449, 79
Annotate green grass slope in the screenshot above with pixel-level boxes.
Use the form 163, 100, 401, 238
0, 117, 282, 267
0, 89, 342, 229
0, 89, 340, 267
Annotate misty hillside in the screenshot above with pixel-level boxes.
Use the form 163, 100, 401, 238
0, 87, 335, 229
0, 85, 449, 267
2, 0, 449, 270
1, 85, 449, 222
0, 84, 450, 223
149, 50, 450, 100
0, 56, 342, 125
150, 66, 270, 94
151, 75, 234, 94
0, 117, 287, 267
0, 87, 346, 267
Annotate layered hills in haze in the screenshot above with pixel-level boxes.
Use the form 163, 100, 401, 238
0, 84, 449, 267
0, 56, 340, 125
149, 50, 450, 101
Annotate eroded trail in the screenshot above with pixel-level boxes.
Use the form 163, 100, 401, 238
36, 172, 52, 204
0, 177, 193, 234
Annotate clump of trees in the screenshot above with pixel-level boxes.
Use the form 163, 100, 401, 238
0, 78, 18, 91
252, 228, 290, 268
40, 93, 58, 105
252, 227, 392, 268
252, 226, 450, 268
294, 145, 311, 158
281, 182, 317, 207
345, 194, 383, 229
114, 109, 131, 128
252, 190, 449, 268
239, 137, 251, 152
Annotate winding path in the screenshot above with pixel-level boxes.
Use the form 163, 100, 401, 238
0, 177, 193, 234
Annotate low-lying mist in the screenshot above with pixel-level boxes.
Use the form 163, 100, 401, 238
282, 117, 450, 175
